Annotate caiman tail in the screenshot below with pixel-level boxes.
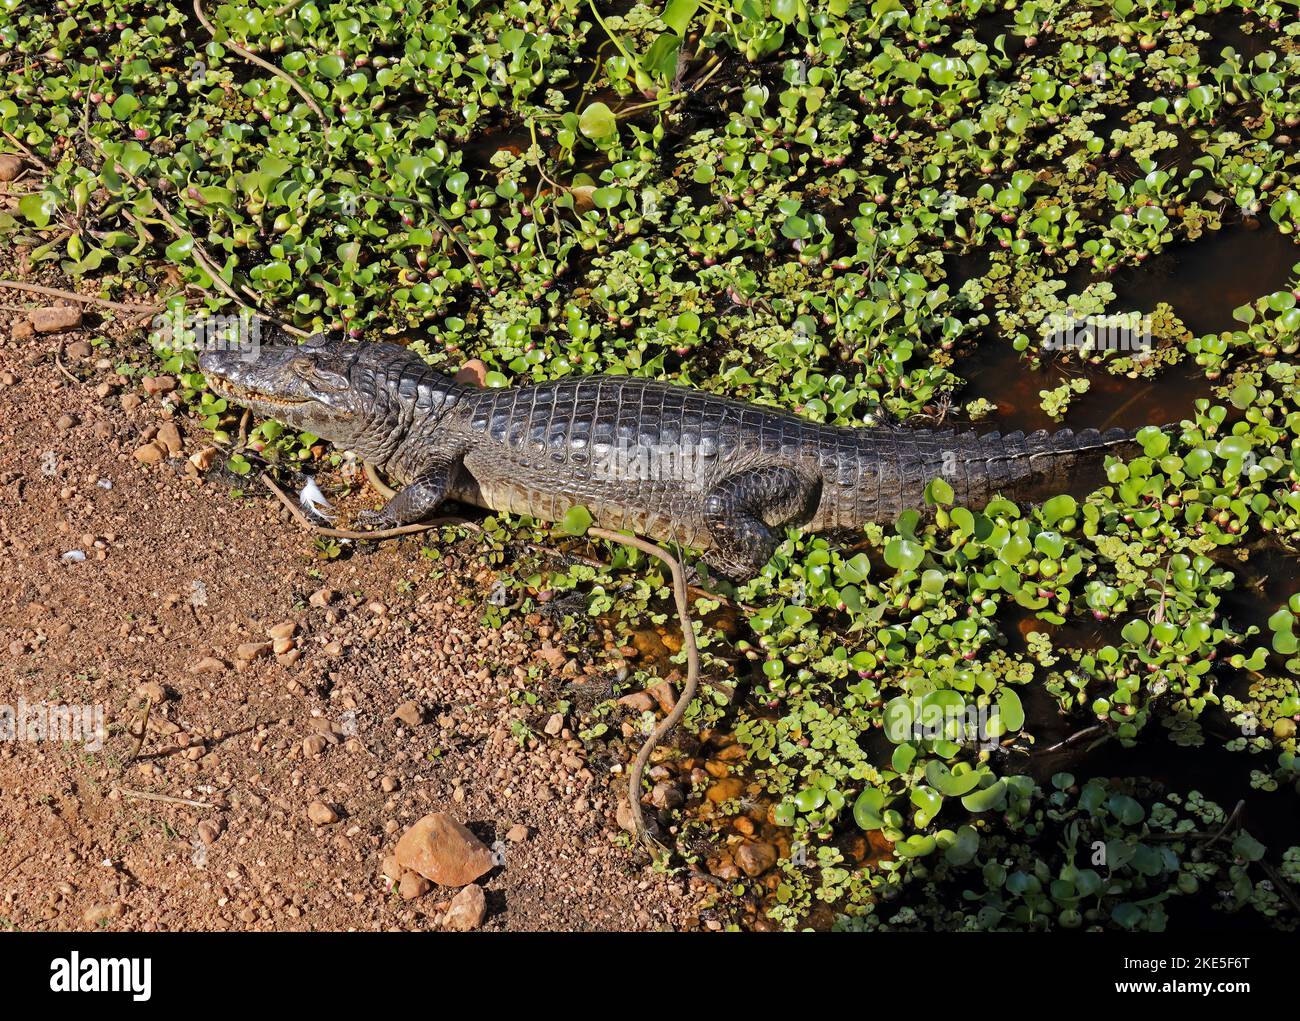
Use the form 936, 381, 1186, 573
843, 424, 1140, 525
957, 425, 1139, 507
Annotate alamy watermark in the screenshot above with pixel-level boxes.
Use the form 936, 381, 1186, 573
884, 700, 1005, 752
1, 699, 106, 752
1042, 312, 1152, 354
150, 307, 262, 362
592, 437, 717, 482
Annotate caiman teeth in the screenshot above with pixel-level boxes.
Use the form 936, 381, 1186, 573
208, 377, 307, 407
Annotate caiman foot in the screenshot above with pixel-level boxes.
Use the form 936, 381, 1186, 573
701, 465, 822, 583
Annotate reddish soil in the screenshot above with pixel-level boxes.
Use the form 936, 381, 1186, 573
0, 260, 715, 931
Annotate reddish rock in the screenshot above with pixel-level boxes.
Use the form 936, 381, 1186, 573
394, 813, 494, 887
30, 306, 82, 333
735, 840, 778, 877
443, 883, 487, 931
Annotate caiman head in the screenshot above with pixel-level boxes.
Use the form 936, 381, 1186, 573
198, 331, 405, 463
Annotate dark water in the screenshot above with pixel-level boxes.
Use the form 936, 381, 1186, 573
960, 226, 1300, 435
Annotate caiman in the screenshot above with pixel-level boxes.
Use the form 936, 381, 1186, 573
199, 331, 1136, 581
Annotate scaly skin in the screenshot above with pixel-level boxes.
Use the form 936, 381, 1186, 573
200, 331, 1137, 580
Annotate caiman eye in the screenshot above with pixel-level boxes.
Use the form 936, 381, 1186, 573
290, 359, 348, 392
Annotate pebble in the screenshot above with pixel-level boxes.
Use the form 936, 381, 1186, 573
307, 801, 339, 826
83, 901, 125, 925
453, 360, 488, 387
399, 871, 432, 901
394, 813, 494, 887
735, 841, 778, 877
0, 153, 22, 181
133, 442, 165, 464
135, 681, 168, 704
188, 447, 217, 472
141, 374, 176, 396
309, 588, 336, 607
30, 306, 83, 333
55, 414, 78, 431
443, 883, 487, 931
505, 824, 529, 843
236, 641, 273, 662
617, 691, 656, 713
187, 656, 227, 674
392, 700, 425, 727
156, 422, 182, 455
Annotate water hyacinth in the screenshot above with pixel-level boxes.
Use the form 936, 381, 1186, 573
1, 0, 1299, 932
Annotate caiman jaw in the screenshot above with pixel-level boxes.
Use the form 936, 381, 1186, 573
207, 375, 310, 408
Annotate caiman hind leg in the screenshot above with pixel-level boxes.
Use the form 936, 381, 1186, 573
356, 453, 463, 530
700, 465, 822, 582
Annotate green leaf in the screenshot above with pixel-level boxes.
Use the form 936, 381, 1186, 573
996, 689, 1025, 732
578, 102, 617, 141
660, 0, 699, 35
926, 477, 954, 506
559, 505, 594, 536
884, 537, 924, 572
317, 54, 345, 79
111, 93, 139, 119
18, 193, 55, 227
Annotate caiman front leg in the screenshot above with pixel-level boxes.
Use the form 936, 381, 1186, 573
356, 452, 462, 530
700, 465, 822, 582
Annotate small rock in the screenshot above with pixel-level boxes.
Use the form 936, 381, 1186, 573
156, 422, 182, 455
394, 813, 494, 887
392, 700, 425, 727
646, 680, 677, 714
83, 901, 125, 926
454, 359, 488, 387
188, 446, 217, 473
444, 883, 487, 931
735, 840, 778, 878
30, 306, 83, 334
55, 414, 78, 431
187, 656, 227, 674
543, 713, 564, 737
398, 871, 432, 901
505, 824, 529, 843
141, 374, 176, 396
307, 800, 339, 826
615, 798, 639, 834
65, 340, 92, 360
303, 735, 327, 757
309, 588, 336, 608
268, 620, 297, 641
0, 154, 23, 182
649, 782, 684, 811
536, 645, 567, 670
381, 855, 403, 883
196, 820, 222, 846
235, 641, 273, 662
133, 442, 165, 464
617, 691, 656, 713
11, 321, 34, 342
135, 681, 168, 704
707, 778, 745, 804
